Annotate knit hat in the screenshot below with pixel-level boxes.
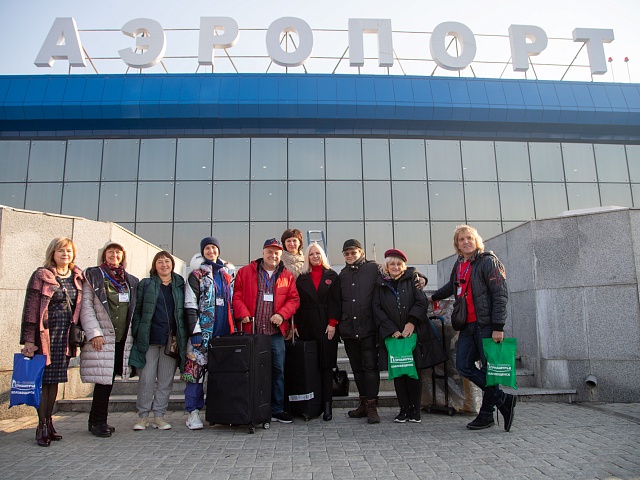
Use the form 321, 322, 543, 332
200, 236, 221, 256
342, 239, 363, 252
384, 248, 407, 263
263, 238, 283, 250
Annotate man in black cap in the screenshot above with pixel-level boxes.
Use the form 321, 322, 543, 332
338, 239, 381, 424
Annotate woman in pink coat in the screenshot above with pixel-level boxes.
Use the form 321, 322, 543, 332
20, 237, 83, 447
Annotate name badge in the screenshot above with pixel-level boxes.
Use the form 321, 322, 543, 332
119, 292, 130, 303
263, 293, 274, 302
216, 297, 225, 306
456, 287, 462, 296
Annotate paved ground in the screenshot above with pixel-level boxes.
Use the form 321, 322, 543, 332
1, 403, 639, 479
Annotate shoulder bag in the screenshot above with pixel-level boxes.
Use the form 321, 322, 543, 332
450, 270, 470, 331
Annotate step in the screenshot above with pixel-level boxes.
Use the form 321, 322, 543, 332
515, 368, 536, 388
111, 375, 184, 396
58, 394, 188, 413
503, 386, 576, 403
58, 391, 401, 412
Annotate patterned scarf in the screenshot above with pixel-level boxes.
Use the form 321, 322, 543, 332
100, 262, 126, 289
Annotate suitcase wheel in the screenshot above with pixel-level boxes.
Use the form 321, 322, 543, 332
447, 408, 456, 416
263, 422, 270, 429
249, 426, 255, 434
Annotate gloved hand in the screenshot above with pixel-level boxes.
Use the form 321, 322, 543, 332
190, 334, 203, 347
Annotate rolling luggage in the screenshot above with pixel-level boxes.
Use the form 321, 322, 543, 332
284, 336, 323, 420
206, 331, 272, 433
425, 315, 456, 416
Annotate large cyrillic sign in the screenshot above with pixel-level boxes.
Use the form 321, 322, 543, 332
35, 17, 615, 75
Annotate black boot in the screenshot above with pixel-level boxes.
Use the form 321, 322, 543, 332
323, 402, 333, 421
88, 420, 115, 433
498, 394, 518, 432
91, 423, 112, 438
466, 412, 495, 430
36, 420, 51, 447
47, 417, 62, 441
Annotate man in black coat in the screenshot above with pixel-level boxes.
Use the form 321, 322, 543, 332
338, 239, 381, 424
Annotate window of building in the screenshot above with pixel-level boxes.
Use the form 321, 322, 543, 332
28, 141, 66, 182
0, 141, 30, 182
176, 138, 213, 180
65, 140, 103, 181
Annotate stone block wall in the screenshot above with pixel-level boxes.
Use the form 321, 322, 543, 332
435, 209, 640, 402
0, 206, 185, 419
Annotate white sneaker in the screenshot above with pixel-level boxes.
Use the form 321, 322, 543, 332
151, 416, 172, 430
133, 417, 149, 430
186, 410, 203, 430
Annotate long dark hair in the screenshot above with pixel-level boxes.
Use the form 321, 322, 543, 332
150, 250, 175, 276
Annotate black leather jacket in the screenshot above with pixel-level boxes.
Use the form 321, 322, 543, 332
432, 250, 508, 331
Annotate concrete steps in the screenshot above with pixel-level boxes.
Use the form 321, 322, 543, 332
58, 340, 575, 413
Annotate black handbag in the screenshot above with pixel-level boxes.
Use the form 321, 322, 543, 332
69, 323, 85, 348
414, 318, 448, 369
332, 367, 349, 397
450, 281, 469, 331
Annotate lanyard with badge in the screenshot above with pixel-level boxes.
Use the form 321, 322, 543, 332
456, 261, 471, 297
100, 267, 130, 303
262, 270, 275, 302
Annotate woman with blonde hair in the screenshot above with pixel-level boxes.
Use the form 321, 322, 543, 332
20, 237, 83, 446
295, 242, 341, 420
373, 248, 427, 423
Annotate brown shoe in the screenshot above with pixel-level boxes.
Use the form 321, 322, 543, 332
366, 399, 380, 424
36, 421, 50, 447
47, 417, 62, 441
348, 396, 368, 418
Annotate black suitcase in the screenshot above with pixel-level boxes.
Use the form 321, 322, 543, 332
206, 333, 272, 433
284, 338, 323, 420
425, 315, 456, 416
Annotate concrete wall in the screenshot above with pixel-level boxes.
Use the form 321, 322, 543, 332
0, 206, 185, 419
435, 209, 640, 402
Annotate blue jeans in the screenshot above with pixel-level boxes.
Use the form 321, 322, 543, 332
271, 333, 285, 415
456, 322, 506, 416
184, 382, 204, 413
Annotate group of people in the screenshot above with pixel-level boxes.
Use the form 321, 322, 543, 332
19, 224, 516, 447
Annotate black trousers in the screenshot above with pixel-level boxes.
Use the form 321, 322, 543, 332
393, 374, 422, 410
89, 338, 125, 425
343, 336, 380, 400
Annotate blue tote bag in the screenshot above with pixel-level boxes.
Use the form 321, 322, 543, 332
10, 353, 47, 409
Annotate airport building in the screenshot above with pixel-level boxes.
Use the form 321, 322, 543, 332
1, 19, 639, 267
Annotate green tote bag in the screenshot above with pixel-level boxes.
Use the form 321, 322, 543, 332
385, 336, 418, 380
482, 337, 517, 389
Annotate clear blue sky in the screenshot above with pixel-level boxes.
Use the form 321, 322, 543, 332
1, 0, 637, 82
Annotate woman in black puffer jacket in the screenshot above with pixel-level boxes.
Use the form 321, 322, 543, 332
373, 248, 427, 424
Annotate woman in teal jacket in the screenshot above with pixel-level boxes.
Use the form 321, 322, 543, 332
129, 251, 187, 431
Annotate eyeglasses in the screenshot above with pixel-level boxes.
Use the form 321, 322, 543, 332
343, 250, 359, 257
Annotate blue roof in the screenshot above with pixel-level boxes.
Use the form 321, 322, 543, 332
1, 73, 639, 141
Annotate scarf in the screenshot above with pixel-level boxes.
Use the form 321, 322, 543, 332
100, 262, 126, 289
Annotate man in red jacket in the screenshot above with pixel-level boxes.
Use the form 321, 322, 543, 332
233, 238, 300, 423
